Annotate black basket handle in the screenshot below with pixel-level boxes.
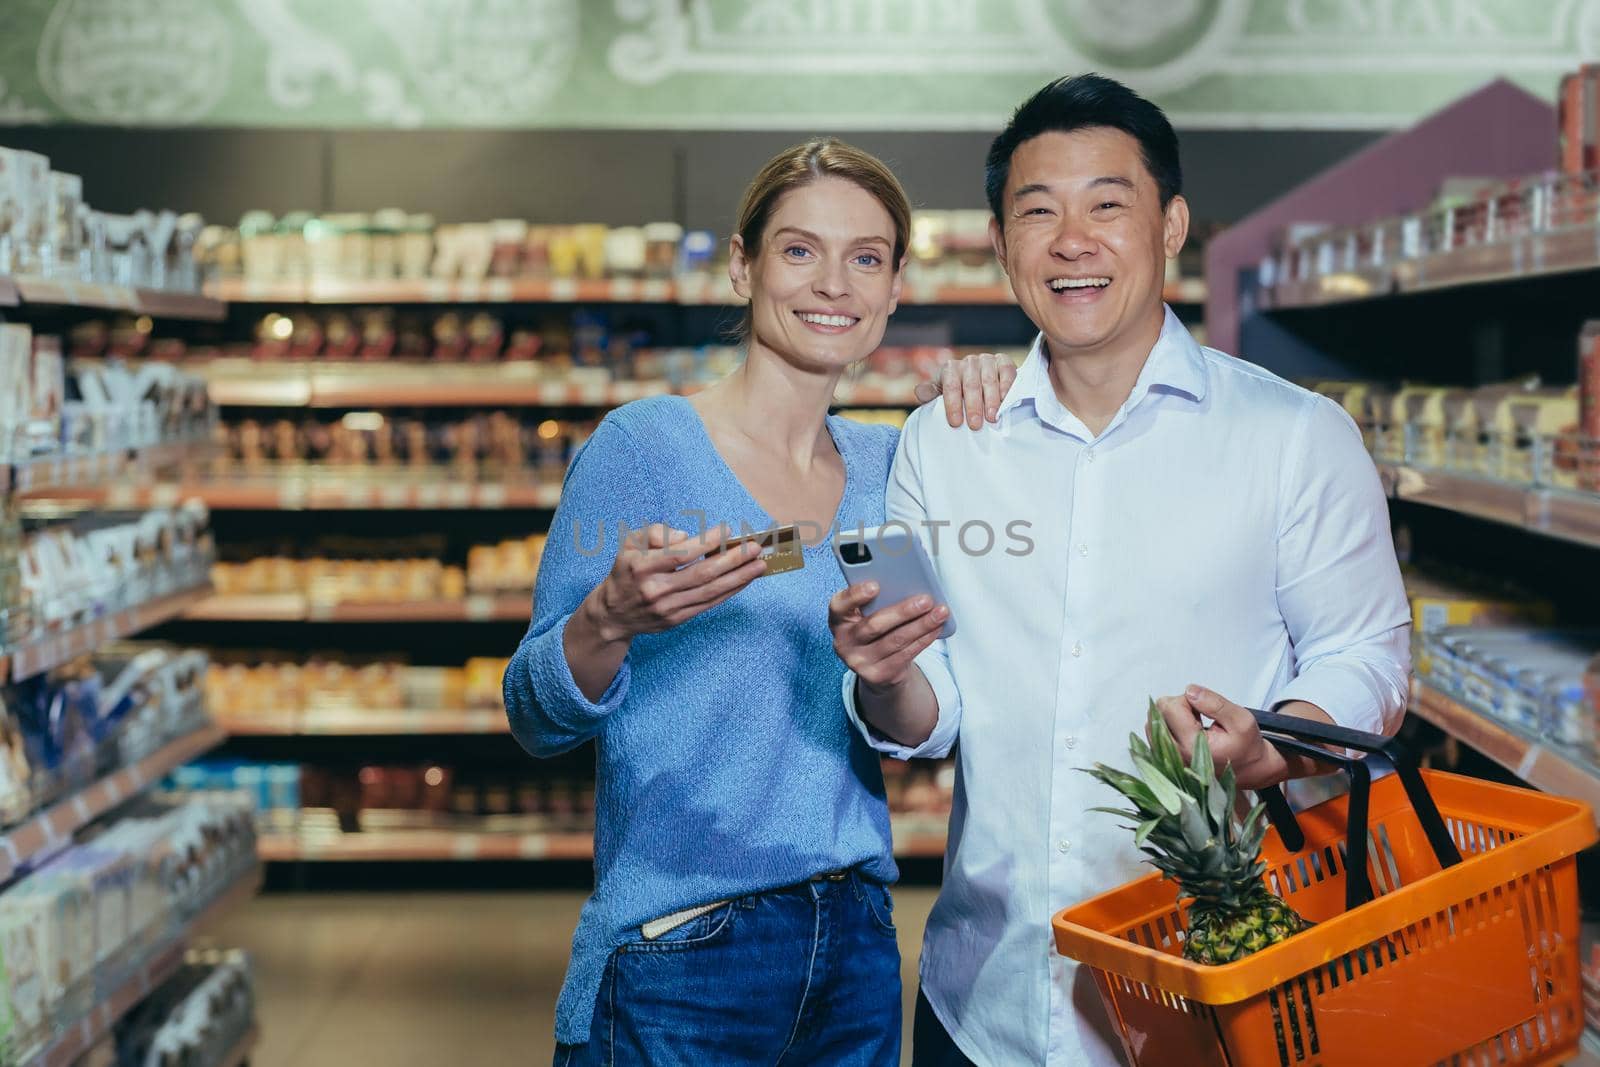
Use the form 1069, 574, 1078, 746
1248, 708, 1462, 911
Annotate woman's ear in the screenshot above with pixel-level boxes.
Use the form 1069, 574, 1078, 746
888, 254, 907, 313
729, 234, 753, 301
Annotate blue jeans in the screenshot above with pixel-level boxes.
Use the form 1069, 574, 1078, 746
555, 870, 902, 1066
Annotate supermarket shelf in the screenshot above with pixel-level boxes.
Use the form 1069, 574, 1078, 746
1579, 1028, 1600, 1065
6, 583, 215, 681
0, 722, 227, 885
1380, 463, 1600, 551
188, 359, 924, 409
1410, 682, 1600, 822
219, 708, 509, 735
211, 275, 1205, 308
185, 593, 531, 623
24, 865, 260, 1067
188, 863, 265, 936
259, 825, 947, 862
4, 440, 209, 497
217, 1025, 261, 1067
92, 479, 562, 511
1267, 219, 1600, 311
3, 275, 225, 321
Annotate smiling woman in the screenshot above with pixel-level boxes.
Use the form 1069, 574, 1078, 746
504, 139, 955, 1067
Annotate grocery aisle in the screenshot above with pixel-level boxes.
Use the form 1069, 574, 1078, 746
210, 888, 939, 1067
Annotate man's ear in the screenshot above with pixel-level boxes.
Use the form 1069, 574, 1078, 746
729, 234, 752, 300
1162, 195, 1190, 260
988, 215, 1007, 273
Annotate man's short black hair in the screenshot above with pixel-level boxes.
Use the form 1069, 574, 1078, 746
985, 73, 1182, 224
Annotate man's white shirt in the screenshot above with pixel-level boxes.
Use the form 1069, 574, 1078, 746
845, 307, 1410, 1066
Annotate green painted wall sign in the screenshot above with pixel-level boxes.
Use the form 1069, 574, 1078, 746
0, 0, 1591, 130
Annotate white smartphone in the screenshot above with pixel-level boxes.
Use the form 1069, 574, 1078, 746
833, 523, 956, 639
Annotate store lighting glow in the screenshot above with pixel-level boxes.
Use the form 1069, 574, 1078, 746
134, 315, 154, 334
424, 767, 444, 787
341, 411, 385, 431
268, 315, 292, 340
537, 420, 561, 440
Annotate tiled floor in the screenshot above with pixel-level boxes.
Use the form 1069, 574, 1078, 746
207, 887, 939, 1066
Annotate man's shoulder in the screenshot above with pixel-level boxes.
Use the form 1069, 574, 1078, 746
1196, 346, 1322, 418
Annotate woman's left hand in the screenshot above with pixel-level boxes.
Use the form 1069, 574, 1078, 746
912, 352, 1019, 430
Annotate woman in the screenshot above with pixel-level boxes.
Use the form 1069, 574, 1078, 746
504, 140, 999, 1066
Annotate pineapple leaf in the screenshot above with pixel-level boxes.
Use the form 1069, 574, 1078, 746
1084, 766, 1165, 816
1206, 774, 1229, 828
1130, 753, 1184, 815
1178, 795, 1213, 853
1190, 728, 1215, 785
1134, 818, 1162, 846
1087, 806, 1144, 822
1147, 701, 1188, 779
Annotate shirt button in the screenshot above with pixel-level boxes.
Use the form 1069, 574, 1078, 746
1071, 642, 1083, 658
1085, 450, 1096, 463
1058, 840, 1072, 854
1064, 736, 1078, 750
1077, 543, 1089, 557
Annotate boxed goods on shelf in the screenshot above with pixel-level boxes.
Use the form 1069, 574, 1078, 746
204, 655, 510, 719
1414, 624, 1600, 758
1560, 65, 1600, 177
0, 643, 209, 831
0, 143, 208, 293
0, 790, 255, 1064
16, 503, 214, 643
208, 533, 542, 604
111, 948, 255, 1067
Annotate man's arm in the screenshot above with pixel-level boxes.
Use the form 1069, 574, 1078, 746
1160, 394, 1410, 788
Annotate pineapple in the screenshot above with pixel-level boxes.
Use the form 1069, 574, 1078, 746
1087, 701, 1310, 965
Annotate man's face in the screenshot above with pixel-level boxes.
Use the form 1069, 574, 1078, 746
991, 127, 1188, 358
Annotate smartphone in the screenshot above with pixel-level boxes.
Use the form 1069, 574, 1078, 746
833, 524, 956, 639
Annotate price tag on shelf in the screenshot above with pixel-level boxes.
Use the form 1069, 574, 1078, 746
641, 279, 671, 302
105, 483, 136, 509
550, 278, 579, 302
457, 278, 483, 302
150, 484, 181, 507
71, 795, 91, 822
486, 278, 513, 302
578, 381, 607, 405
277, 482, 308, 510
518, 835, 548, 859
610, 278, 639, 301
444, 484, 472, 508
378, 485, 411, 509
308, 599, 338, 622
465, 595, 493, 621
343, 483, 376, 509
424, 279, 452, 302
451, 835, 480, 859
415, 483, 444, 509
1516, 744, 1541, 780
478, 484, 507, 509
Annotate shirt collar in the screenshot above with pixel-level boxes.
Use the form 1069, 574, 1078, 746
994, 305, 1209, 426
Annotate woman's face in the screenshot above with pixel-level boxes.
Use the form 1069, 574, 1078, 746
731, 176, 903, 374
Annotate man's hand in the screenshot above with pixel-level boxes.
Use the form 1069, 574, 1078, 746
1155, 686, 1290, 791
913, 352, 1018, 430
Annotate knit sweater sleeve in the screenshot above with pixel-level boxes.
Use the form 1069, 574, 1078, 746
503, 416, 659, 757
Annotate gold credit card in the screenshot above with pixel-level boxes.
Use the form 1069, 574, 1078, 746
710, 524, 803, 576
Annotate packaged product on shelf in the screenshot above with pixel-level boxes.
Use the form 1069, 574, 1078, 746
0, 884, 49, 1060
1506, 386, 1579, 485
1419, 626, 1599, 755
1580, 321, 1600, 491
0, 323, 32, 462
112, 948, 256, 1067
26, 334, 63, 458
0, 148, 46, 276
489, 219, 526, 278
644, 222, 684, 279
1559, 65, 1600, 176
44, 171, 83, 280
603, 226, 647, 279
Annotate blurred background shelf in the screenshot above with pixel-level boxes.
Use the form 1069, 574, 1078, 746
185, 594, 531, 623
3, 275, 225, 321
7, 583, 214, 681
220, 709, 509, 736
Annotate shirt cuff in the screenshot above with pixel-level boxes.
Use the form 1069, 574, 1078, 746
842, 652, 961, 760
1270, 667, 1388, 739
524, 615, 631, 732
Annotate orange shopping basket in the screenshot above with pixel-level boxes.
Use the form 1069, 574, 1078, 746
1053, 709, 1599, 1067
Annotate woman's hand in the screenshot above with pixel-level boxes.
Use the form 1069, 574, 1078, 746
913, 351, 1019, 429
829, 581, 949, 692
580, 523, 767, 644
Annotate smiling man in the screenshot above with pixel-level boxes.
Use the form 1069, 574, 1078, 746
827, 75, 1411, 1065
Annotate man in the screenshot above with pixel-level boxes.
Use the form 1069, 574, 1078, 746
828, 74, 1409, 1066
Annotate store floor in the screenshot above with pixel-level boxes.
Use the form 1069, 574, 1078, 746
209, 887, 939, 1066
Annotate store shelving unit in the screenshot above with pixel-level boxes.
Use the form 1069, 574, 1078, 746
0, 275, 225, 322
85, 479, 563, 512
1376, 463, 1600, 551
6, 583, 213, 681
220, 709, 509, 735
258, 824, 948, 862
1409, 682, 1600, 822
185, 593, 529, 623
23, 865, 262, 1067
211, 276, 1206, 309
0, 722, 227, 883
